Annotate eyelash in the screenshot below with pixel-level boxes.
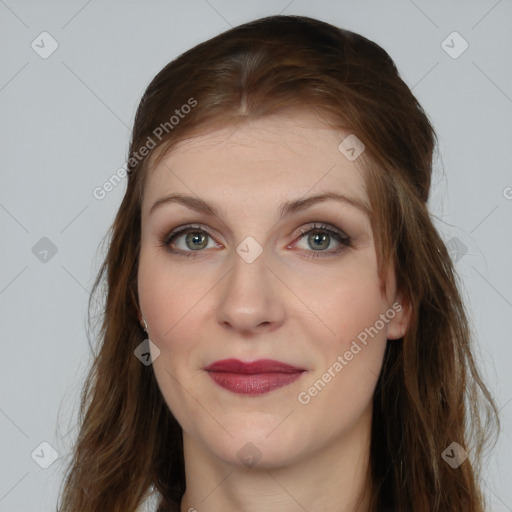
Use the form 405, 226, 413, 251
160, 223, 351, 259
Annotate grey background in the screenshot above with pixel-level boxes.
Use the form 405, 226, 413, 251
1, 1, 511, 511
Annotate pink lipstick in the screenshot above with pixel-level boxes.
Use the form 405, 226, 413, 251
204, 358, 305, 395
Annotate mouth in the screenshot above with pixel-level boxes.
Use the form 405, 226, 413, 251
204, 358, 306, 396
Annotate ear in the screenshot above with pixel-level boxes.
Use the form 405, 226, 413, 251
386, 290, 412, 340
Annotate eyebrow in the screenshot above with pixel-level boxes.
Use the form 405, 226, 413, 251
149, 191, 370, 219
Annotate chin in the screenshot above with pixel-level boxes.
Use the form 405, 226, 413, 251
198, 425, 307, 470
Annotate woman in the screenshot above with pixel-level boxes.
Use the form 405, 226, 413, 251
57, 15, 499, 512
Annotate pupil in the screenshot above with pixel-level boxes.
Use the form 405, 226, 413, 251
310, 232, 329, 250
186, 232, 207, 250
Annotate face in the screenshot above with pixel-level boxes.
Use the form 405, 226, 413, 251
137, 110, 408, 469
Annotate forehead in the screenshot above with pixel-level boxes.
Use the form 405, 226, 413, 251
141, 110, 368, 217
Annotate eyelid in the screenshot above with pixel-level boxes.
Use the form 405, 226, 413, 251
295, 222, 348, 241
163, 223, 213, 244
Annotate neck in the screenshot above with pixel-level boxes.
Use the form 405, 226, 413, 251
179, 405, 374, 512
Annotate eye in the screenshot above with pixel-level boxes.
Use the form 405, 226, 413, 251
161, 224, 220, 257
160, 222, 351, 259
291, 223, 351, 258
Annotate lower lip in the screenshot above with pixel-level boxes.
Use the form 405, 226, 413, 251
206, 371, 304, 395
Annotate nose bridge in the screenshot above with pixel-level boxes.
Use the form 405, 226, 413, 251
225, 242, 271, 305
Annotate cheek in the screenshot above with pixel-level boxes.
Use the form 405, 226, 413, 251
137, 250, 212, 427
295, 278, 388, 435
137, 248, 210, 339
290, 250, 389, 405
138, 267, 205, 376
288, 249, 387, 344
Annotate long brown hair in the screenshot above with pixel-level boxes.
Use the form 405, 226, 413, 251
57, 15, 499, 512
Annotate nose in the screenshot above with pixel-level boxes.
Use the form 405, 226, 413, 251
215, 246, 286, 336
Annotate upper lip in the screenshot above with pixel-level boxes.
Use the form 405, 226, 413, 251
204, 358, 304, 374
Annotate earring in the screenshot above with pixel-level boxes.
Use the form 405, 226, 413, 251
141, 317, 148, 332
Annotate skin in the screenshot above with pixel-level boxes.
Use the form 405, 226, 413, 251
137, 110, 409, 512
